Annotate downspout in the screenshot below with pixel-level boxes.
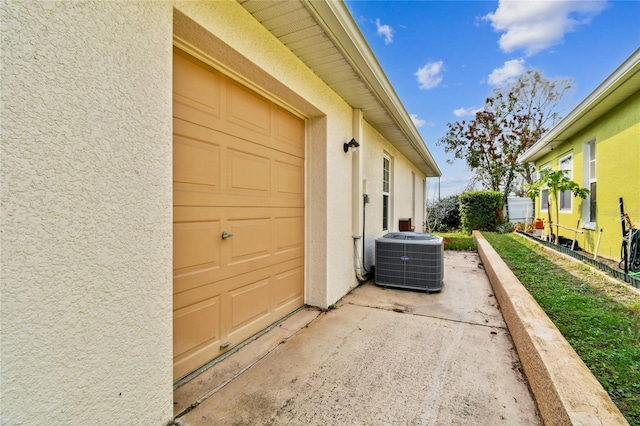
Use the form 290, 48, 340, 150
351, 109, 369, 282
353, 190, 371, 282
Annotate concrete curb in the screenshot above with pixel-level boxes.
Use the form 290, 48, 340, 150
473, 231, 629, 426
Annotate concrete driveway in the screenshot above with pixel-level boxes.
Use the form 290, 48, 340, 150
173, 251, 541, 425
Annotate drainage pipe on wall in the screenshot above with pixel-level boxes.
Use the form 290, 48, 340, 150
352, 191, 371, 282
351, 108, 369, 282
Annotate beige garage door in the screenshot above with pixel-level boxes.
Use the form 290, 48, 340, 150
173, 49, 305, 380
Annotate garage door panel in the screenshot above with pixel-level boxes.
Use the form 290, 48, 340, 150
173, 133, 220, 191
173, 52, 222, 128
227, 149, 271, 196
173, 296, 221, 364
173, 276, 222, 311
173, 221, 221, 272
227, 279, 271, 332
174, 205, 236, 223
275, 215, 304, 255
173, 118, 223, 204
274, 266, 304, 310
274, 107, 305, 159
226, 80, 271, 137
275, 159, 304, 198
227, 218, 271, 265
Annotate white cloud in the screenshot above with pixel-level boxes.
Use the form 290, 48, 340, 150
410, 114, 426, 127
453, 107, 482, 117
376, 19, 393, 44
484, 1, 607, 56
488, 59, 525, 85
410, 114, 434, 128
415, 61, 444, 90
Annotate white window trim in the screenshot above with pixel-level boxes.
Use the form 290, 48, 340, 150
558, 153, 573, 213
581, 140, 597, 229
382, 155, 391, 231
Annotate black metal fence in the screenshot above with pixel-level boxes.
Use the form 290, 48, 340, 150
516, 231, 640, 289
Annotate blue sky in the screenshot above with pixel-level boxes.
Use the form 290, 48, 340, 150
344, 0, 640, 200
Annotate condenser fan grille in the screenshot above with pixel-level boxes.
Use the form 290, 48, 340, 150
375, 232, 443, 291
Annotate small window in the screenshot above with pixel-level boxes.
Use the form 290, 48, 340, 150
541, 188, 549, 212
582, 140, 597, 226
588, 142, 596, 222
382, 157, 390, 231
559, 154, 573, 212
538, 165, 550, 212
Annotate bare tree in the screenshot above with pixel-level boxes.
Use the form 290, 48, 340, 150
438, 70, 572, 217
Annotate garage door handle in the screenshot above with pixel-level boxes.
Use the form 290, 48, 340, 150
221, 231, 233, 240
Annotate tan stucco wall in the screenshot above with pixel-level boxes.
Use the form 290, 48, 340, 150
1, 2, 174, 425
362, 122, 427, 268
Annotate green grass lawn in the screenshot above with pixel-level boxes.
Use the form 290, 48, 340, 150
484, 233, 640, 424
433, 231, 476, 251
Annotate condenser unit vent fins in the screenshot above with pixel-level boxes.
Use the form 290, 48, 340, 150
375, 232, 444, 292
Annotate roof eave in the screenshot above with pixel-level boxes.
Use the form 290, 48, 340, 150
519, 48, 640, 164
302, 0, 441, 177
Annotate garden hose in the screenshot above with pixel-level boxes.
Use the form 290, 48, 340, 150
620, 228, 640, 273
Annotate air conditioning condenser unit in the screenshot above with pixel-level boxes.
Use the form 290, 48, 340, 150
375, 232, 444, 292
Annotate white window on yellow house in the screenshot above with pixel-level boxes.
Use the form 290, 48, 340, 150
582, 140, 597, 228
538, 165, 550, 212
559, 154, 573, 212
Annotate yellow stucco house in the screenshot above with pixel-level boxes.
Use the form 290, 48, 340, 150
1, 1, 442, 424
519, 48, 639, 264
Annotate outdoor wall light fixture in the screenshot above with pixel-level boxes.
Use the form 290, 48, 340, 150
343, 138, 360, 152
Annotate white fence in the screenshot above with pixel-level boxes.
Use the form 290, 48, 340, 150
504, 196, 534, 224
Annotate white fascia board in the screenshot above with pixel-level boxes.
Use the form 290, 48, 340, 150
304, 0, 441, 176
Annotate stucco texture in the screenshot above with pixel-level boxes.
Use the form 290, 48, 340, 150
1, 2, 174, 424
362, 122, 427, 267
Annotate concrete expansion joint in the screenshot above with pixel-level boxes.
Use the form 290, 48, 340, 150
345, 300, 508, 330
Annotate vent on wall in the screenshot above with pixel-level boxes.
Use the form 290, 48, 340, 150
375, 232, 444, 292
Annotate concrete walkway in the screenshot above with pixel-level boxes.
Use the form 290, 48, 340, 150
173, 251, 541, 425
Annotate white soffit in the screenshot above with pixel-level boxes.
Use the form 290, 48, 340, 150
238, 0, 441, 177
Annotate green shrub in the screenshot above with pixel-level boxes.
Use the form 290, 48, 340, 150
459, 190, 502, 233
426, 194, 461, 232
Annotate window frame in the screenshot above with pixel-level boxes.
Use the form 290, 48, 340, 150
582, 140, 597, 229
558, 154, 573, 213
538, 165, 550, 213
382, 156, 390, 231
